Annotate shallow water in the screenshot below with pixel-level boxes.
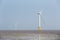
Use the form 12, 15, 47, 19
0, 34, 58, 40
0, 36, 32, 40
0, 34, 57, 40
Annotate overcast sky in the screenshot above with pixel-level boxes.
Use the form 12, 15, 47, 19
0, 0, 60, 30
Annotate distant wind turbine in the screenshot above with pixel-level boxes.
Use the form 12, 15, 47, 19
37, 10, 43, 30
37, 10, 44, 40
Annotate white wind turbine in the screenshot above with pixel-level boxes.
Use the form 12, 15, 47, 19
37, 10, 45, 40
37, 10, 43, 30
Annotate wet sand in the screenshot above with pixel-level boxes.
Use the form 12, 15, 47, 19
0, 30, 60, 40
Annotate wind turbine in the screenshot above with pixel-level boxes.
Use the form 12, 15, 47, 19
37, 10, 43, 40
37, 10, 43, 30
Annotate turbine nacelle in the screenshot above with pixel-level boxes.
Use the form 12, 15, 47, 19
37, 10, 43, 15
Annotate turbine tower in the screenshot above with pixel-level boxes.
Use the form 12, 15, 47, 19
37, 11, 42, 30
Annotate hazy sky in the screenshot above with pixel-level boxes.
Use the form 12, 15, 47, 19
0, 0, 60, 30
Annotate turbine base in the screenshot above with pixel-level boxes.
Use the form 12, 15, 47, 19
37, 27, 41, 30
